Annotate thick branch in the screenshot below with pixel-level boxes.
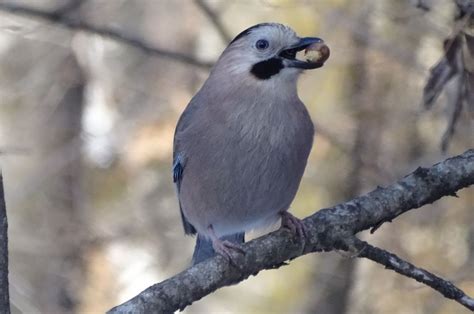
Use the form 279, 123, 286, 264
0, 2, 213, 69
0, 171, 10, 314
109, 149, 474, 313
349, 237, 474, 311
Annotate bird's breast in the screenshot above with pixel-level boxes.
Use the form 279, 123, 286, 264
218, 98, 314, 205
228, 98, 311, 144
179, 96, 314, 236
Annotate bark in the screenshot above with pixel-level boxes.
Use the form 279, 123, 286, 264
0, 171, 10, 314
109, 149, 474, 313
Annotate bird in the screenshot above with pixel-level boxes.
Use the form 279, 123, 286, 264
173, 23, 328, 265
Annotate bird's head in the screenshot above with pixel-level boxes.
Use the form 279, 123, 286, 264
213, 23, 329, 82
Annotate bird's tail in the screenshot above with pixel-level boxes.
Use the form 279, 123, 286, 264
192, 232, 245, 265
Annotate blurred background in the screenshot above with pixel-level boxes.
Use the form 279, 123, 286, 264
0, 0, 473, 313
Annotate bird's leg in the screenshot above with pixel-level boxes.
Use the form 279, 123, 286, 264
207, 225, 245, 264
280, 211, 306, 239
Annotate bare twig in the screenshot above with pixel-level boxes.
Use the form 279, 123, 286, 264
109, 149, 474, 313
0, 171, 10, 314
349, 237, 474, 311
422, 35, 463, 109
415, 0, 431, 12
195, 0, 232, 43
0, 2, 213, 69
422, 5, 473, 151
456, 0, 474, 16
52, 0, 85, 16
441, 76, 464, 152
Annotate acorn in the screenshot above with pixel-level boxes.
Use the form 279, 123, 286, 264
304, 42, 330, 64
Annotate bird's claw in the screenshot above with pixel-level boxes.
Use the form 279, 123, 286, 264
211, 239, 245, 266
280, 211, 306, 239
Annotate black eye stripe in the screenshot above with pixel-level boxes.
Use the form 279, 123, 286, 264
250, 58, 284, 80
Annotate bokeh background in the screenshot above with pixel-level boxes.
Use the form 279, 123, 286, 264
0, 0, 473, 313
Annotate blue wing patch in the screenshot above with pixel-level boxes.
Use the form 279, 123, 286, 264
173, 160, 184, 183
172, 154, 196, 235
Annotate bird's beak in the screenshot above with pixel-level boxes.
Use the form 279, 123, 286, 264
279, 37, 327, 70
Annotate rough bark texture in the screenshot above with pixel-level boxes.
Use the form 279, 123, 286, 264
0, 172, 10, 314
109, 149, 474, 313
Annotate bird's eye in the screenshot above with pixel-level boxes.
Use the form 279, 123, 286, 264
255, 39, 269, 50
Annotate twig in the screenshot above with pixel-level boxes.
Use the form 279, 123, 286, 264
415, 0, 431, 12
52, 0, 85, 16
456, 0, 474, 16
0, 171, 10, 314
108, 149, 474, 313
349, 237, 474, 311
441, 76, 464, 152
421, 35, 462, 109
0, 2, 213, 69
195, 0, 232, 43
422, 7, 473, 152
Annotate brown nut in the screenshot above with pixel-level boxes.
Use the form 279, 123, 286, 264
304, 42, 330, 64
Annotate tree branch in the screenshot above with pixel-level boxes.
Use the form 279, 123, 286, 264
109, 149, 474, 313
456, 0, 474, 16
51, 0, 85, 16
348, 237, 474, 311
0, 171, 10, 314
0, 2, 213, 69
195, 0, 232, 43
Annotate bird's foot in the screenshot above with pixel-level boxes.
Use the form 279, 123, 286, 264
208, 226, 245, 266
280, 211, 306, 239
211, 239, 245, 265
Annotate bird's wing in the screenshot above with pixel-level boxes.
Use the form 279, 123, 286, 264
173, 100, 200, 235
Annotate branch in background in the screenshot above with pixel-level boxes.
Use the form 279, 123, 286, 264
0, 0, 419, 180
422, 4, 473, 152
0, 2, 213, 69
349, 237, 474, 311
195, 0, 232, 43
422, 36, 462, 109
462, 33, 474, 115
441, 75, 464, 152
415, 0, 431, 12
0, 171, 10, 314
109, 149, 474, 313
456, 0, 474, 16
51, 0, 85, 16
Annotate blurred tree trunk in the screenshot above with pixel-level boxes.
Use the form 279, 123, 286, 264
33, 54, 87, 313
307, 3, 373, 313
349, 1, 434, 312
